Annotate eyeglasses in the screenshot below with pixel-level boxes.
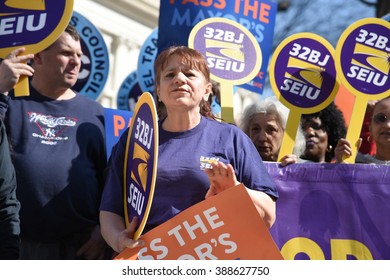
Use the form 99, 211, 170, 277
373, 113, 390, 124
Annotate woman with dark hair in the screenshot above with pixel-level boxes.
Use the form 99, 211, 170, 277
300, 102, 347, 163
99, 46, 278, 254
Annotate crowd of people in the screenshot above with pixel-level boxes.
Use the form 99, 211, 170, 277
0, 21, 389, 260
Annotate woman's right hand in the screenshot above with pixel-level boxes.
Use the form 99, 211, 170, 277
100, 211, 145, 253
279, 154, 298, 166
116, 217, 145, 253
334, 138, 362, 163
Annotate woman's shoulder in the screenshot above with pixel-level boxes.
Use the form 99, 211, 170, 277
205, 118, 246, 134
356, 152, 390, 165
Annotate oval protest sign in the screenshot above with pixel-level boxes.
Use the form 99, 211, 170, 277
335, 18, 390, 163
335, 17, 390, 99
189, 17, 262, 124
124, 92, 158, 239
269, 32, 338, 161
0, 0, 74, 55
189, 17, 262, 85
70, 11, 109, 100
0, 0, 74, 96
270, 32, 338, 113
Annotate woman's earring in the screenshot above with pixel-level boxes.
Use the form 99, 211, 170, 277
367, 135, 374, 143
327, 145, 332, 153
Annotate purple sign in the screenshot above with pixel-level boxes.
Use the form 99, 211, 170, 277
0, 0, 74, 56
190, 18, 261, 85
124, 92, 158, 239
270, 33, 338, 111
336, 19, 390, 97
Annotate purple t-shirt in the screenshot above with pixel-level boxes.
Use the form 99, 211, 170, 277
100, 116, 278, 232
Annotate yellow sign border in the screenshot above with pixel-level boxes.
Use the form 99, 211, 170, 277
188, 17, 262, 86
269, 32, 339, 114
123, 92, 159, 239
0, 0, 74, 57
334, 17, 390, 101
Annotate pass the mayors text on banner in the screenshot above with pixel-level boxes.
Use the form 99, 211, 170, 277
158, 0, 277, 95
266, 162, 390, 260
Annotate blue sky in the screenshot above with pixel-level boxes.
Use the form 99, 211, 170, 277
272, 0, 376, 48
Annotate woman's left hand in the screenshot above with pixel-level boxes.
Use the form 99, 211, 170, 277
204, 161, 240, 199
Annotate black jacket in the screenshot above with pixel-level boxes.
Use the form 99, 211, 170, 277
0, 118, 20, 259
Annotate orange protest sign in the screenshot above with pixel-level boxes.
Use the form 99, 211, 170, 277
115, 184, 283, 260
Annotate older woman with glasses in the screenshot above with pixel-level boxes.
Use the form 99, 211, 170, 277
335, 96, 390, 164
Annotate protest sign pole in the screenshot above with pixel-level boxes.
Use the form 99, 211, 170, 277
269, 33, 339, 161
335, 18, 390, 163
189, 18, 262, 124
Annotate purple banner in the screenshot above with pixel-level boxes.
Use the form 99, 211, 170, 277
265, 162, 390, 260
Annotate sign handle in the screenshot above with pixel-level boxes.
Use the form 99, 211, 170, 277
277, 110, 301, 162
14, 75, 30, 97
220, 82, 234, 124
342, 96, 367, 163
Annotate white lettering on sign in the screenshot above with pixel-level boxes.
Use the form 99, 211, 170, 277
0, 13, 47, 35
207, 57, 244, 73
347, 65, 388, 86
280, 79, 320, 100
136, 206, 238, 260
127, 183, 145, 215
356, 28, 390, 51
134, 117, 153, 150
289, 43, 330, 67
204, 27, 244, 43
167, 207, 224, 246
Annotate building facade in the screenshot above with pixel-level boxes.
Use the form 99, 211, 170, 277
74, 0, 160, 108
